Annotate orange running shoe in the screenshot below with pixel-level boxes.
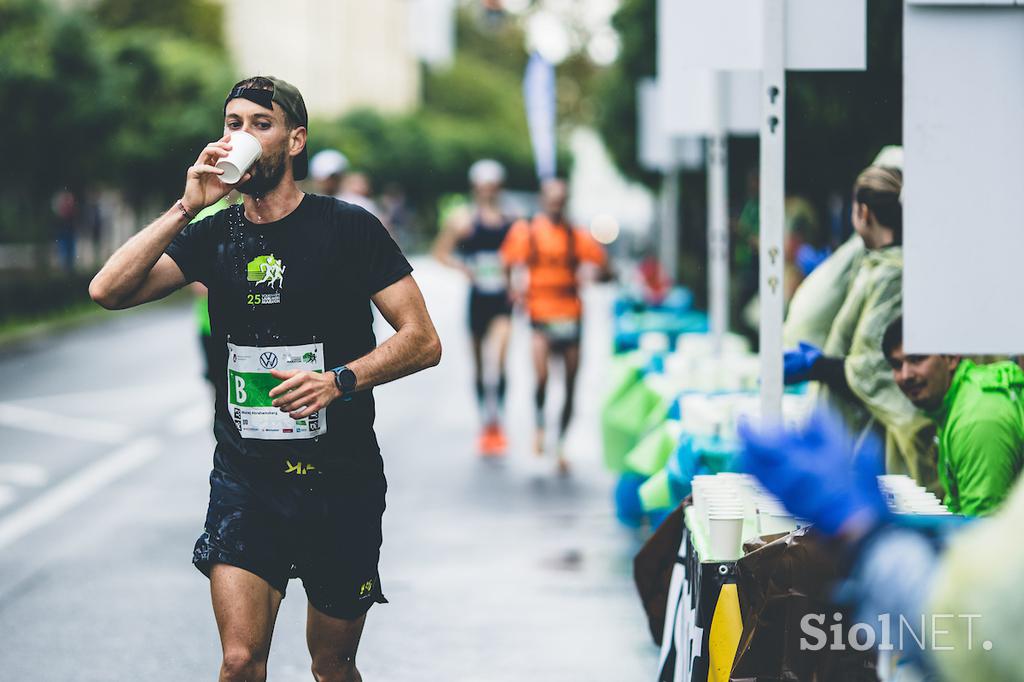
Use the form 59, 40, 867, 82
478, 424, 505, 458
491, 424, 508, 452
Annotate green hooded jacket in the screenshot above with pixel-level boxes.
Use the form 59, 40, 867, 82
926, 360, 1024, 516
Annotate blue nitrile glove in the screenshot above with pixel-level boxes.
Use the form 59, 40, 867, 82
783, 341, 823, 385
738, 410, 888, 536
796, 244, 831, 276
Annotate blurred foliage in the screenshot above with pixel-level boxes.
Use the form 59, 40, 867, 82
309, 7, 584, 233
102, 30, 235, 203
93, 0, 225, 49
596, 0, 903, 201
0, 1, 604, 247
0, 270, 96, 323
0, 0, 234, 243
593, 0, 658, 190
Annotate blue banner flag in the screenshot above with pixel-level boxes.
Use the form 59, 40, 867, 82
523, 51, 557, 181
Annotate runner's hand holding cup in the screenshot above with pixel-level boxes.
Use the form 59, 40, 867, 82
180, 132, 261, 215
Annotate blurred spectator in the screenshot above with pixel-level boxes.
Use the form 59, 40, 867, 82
52, 190, 78, 272
309, 148, 349, 198
340, 171, 383, 221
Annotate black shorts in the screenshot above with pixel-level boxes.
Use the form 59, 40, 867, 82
193, 447, 388, 620
468, 290, 512, 338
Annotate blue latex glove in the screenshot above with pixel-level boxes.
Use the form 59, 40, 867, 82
796, 244, 831, 276
738, 410, 888, 536
783, 341, 823, 385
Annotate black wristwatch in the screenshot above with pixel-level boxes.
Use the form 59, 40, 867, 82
332, 365, 357, 401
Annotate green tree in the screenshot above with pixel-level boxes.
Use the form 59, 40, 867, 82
100, 29, 236, 205
93, 0, 225, 49
0, 0, 118, 242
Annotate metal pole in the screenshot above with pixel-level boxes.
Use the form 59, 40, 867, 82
759, 0, 785, 420
707, 73, 730, 352
660, 167, 680, 283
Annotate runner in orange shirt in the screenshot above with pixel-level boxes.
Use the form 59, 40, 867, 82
501, 178, 609, 474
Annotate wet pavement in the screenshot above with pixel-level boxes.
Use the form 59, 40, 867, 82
0, 258, 658, 680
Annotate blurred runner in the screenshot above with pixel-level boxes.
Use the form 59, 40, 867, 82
501, 178, 609, 474
309, 148, 348, 199
433, 159, 515, 456
89, 75, 441, 682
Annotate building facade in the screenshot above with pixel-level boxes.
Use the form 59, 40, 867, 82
219, 0, 423, 118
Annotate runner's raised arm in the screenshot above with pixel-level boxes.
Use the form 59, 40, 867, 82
89, 134, 247, 310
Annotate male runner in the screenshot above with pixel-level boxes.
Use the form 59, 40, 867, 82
501, 178, 608, 474
432, 159, 515, 455
89, 76, 441, 682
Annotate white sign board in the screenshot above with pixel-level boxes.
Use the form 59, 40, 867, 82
637, 79, 704, 171
655, 69, 761, 137
659, 0, 866, 72
903, 4, 1024, 354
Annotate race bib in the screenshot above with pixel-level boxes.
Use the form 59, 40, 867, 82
543, 318, 581, 342
227, 341, 326, 440
470, 252, 506, 294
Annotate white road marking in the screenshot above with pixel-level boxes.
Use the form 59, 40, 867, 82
0, 485, 15, 511
0, 438, 160, 551
169, 403, 212, 436
0, 403, 131, 444
0, 463, 48, 487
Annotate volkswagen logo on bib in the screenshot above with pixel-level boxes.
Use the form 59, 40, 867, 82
260, 352, 279, 369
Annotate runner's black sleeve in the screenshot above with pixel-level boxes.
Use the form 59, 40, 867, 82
166, 214, 217, 285
350, 208, 413, 296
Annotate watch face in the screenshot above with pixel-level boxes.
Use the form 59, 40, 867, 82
339, 368, 357, 392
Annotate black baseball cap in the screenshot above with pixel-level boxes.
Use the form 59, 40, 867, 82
224, 76, 309, 180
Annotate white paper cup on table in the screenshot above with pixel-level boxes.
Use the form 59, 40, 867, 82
708, 512, 745, 561
216, 131, 262, 184
759, 511, 798, 535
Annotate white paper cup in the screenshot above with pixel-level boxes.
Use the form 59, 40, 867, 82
759, 512, 798, 535
216, 131, 262, 184
708, 514, 744, 561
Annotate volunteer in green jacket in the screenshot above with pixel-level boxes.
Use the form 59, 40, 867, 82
881, 317, 1024, 516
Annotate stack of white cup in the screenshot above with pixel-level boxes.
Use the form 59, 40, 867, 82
693, 473, 748, 561
878, 475, 952, 515
754, 493, 801, 536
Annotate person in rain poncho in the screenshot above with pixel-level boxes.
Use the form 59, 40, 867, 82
783, 166, 938, 491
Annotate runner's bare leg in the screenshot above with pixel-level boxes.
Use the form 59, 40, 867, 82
307, 605, 368, 682
531, 330, 551, 454
488, 315, 512, 418
211, 564, 282, 682
557, 341, 581, 473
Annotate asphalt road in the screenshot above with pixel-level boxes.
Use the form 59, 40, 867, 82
0, 258, 657, 681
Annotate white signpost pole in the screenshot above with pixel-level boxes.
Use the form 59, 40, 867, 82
660, 166, 680, 283
707, 73, 730, 352
758, 0, 786, 420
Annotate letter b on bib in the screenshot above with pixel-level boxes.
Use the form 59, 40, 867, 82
234, 375, 247, 403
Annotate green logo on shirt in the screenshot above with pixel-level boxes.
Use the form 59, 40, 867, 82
247, 254, 286, 289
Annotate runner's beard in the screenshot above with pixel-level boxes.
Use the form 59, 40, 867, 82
237, 148, 288, 198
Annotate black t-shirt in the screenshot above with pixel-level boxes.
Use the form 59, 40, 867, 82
166, 194, 413, 478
